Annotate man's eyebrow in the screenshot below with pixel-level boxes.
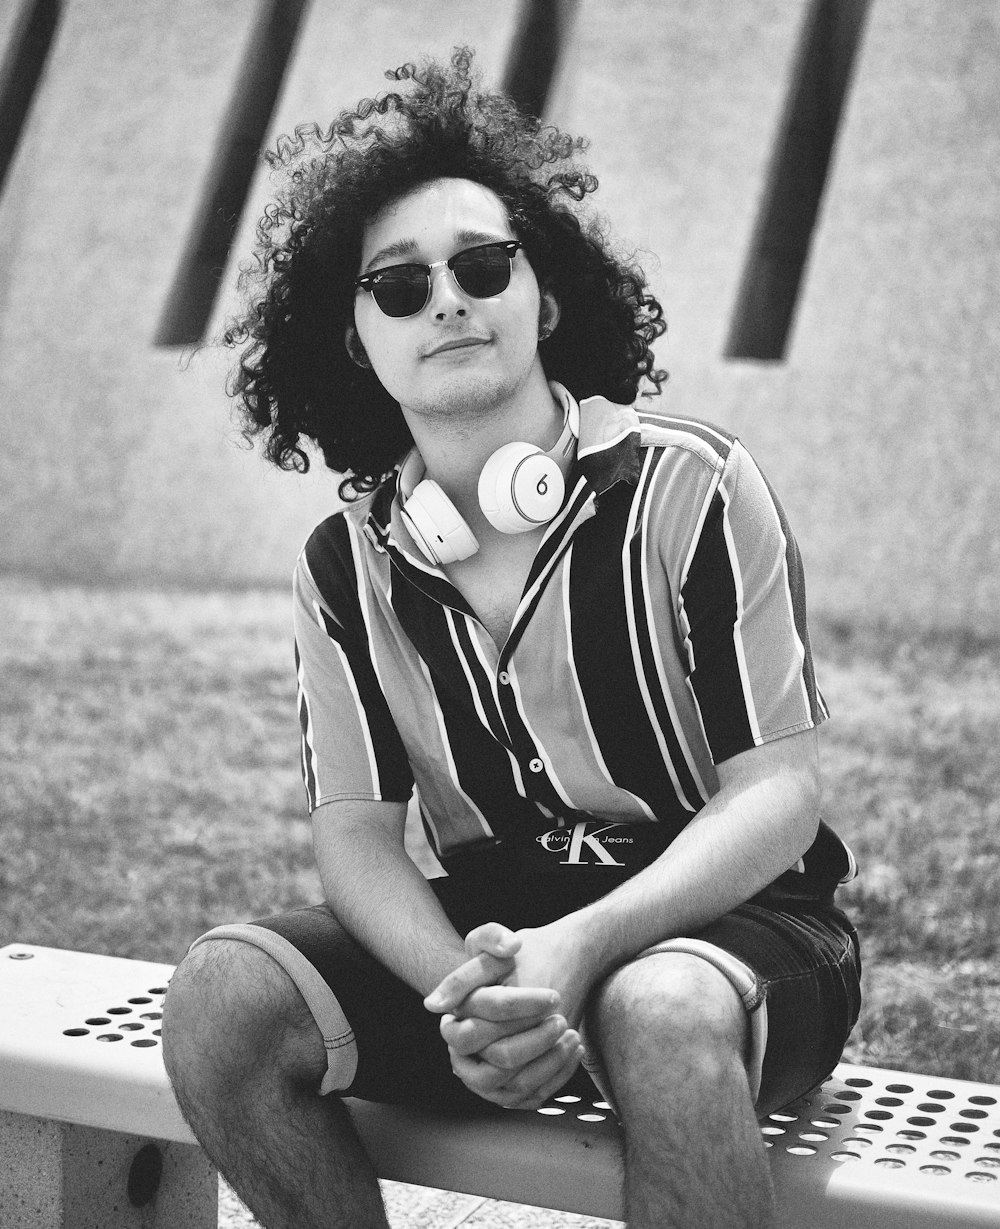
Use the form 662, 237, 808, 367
362, 228, 513, 273
455, 227, 511, 248
362, 238, 419, 273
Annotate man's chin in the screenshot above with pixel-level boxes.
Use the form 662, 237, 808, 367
405, 373, 517, 421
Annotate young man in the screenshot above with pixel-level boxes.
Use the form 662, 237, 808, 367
162, 51, 860, 1229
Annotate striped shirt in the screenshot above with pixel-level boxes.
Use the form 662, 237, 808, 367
293, 394, 852, 888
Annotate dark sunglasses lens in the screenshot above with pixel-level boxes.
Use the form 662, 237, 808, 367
452, 246, 512, 298
371, 269, 429, 317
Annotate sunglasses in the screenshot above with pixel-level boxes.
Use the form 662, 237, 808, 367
355, 240, 523, 318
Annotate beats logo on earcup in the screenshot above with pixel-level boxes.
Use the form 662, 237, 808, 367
477, 442, 564, 535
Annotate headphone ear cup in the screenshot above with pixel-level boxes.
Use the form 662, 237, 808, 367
401, 479, 479, 564
478, 442, 565, 534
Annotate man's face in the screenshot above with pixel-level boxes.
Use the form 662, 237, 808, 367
352, 177, 547, 425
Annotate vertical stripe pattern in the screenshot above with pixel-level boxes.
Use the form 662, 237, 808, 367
292, 400, 843, 884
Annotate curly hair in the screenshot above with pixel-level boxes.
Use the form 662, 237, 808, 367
225, 47, 667, 500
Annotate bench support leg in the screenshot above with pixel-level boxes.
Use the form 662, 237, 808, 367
0, 1110, 217, 1229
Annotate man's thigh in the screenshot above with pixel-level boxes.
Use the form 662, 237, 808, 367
587, 950, 751, 1095
188, 882, 859, 1117
704, 899, 861, 1111
586, 899, 860, 1115
185, 873, 598, 1112
190, 898, 488, 1111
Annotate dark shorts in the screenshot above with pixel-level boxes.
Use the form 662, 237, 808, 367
190, 872, 861, 1116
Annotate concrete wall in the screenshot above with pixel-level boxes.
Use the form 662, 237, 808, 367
0, 0, 997, 632
548, 1, 810, 368
0, 0, 520, 585
782, 0, 1000, 630
548, 0, 999, 634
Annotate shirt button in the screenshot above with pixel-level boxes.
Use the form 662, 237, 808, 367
498, 671, 510, 685
528, 758, 544, 773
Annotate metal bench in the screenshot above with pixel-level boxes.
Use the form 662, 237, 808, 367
2, 943, 998, 1228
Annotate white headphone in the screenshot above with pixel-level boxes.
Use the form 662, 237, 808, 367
399, 384, 580, 565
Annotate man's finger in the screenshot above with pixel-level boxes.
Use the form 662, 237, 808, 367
423, 951, 513, 1013
504, 1049, 587, 1110
464, 922, 521, 959
480, 1018, 575, 1071
455, 983, 560, 1021
447, 1028, 585, 1110
449, 1048, 508, 1095
496, 1034, 586, 1110
441, 1010, 566, 1059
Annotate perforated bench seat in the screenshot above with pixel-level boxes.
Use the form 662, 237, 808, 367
2, 943, 999, 1228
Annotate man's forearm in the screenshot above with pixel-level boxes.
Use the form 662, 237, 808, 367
312, 806, 467, 997
555, 743, 820, 989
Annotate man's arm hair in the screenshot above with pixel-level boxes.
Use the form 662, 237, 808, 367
311, 798, 468, 998
536, 727, 822, 990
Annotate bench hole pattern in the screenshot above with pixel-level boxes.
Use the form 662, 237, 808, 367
537, 1093, 613, 1123
531, 1075, 1000, 1184
62, 989, 166, 1049
58, 984, 1000, 1186
756, 1075, 1000, 1184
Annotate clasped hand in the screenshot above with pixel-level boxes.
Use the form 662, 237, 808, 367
423, 922, 588, 1110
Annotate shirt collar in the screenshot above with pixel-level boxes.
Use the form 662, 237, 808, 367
574, 392, 644, 495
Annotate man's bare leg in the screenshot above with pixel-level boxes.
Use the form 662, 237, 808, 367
162, 939, 388, 1229
592, 952, 774, 1229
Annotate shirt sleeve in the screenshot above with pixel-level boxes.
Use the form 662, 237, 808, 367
293, 519, 414, 812
678, 439, 828, 764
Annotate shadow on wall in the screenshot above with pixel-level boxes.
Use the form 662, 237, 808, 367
0, 0, 996, 634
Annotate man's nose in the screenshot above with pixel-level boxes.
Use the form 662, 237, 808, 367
429, 264, 468, 319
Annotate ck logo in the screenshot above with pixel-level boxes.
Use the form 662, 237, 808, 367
536, 821, 634, 866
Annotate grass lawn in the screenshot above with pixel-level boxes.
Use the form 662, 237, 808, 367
2, 575, 997, 1083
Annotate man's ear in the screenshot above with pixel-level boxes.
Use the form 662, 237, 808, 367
345, 326, 372, 369
538, 290, 561, 342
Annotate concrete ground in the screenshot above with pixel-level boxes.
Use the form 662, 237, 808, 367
219, 1176, 623, 1227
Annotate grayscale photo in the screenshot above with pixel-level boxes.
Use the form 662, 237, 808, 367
1, 3, 997, 1228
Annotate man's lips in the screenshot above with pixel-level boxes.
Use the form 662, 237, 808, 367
423, 336, 492, 358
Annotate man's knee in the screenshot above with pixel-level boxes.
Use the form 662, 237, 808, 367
162, 937, 326, 1099
591, 952, 749, 1092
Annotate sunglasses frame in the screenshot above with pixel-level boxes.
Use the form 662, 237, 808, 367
354, 240, 523, 318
